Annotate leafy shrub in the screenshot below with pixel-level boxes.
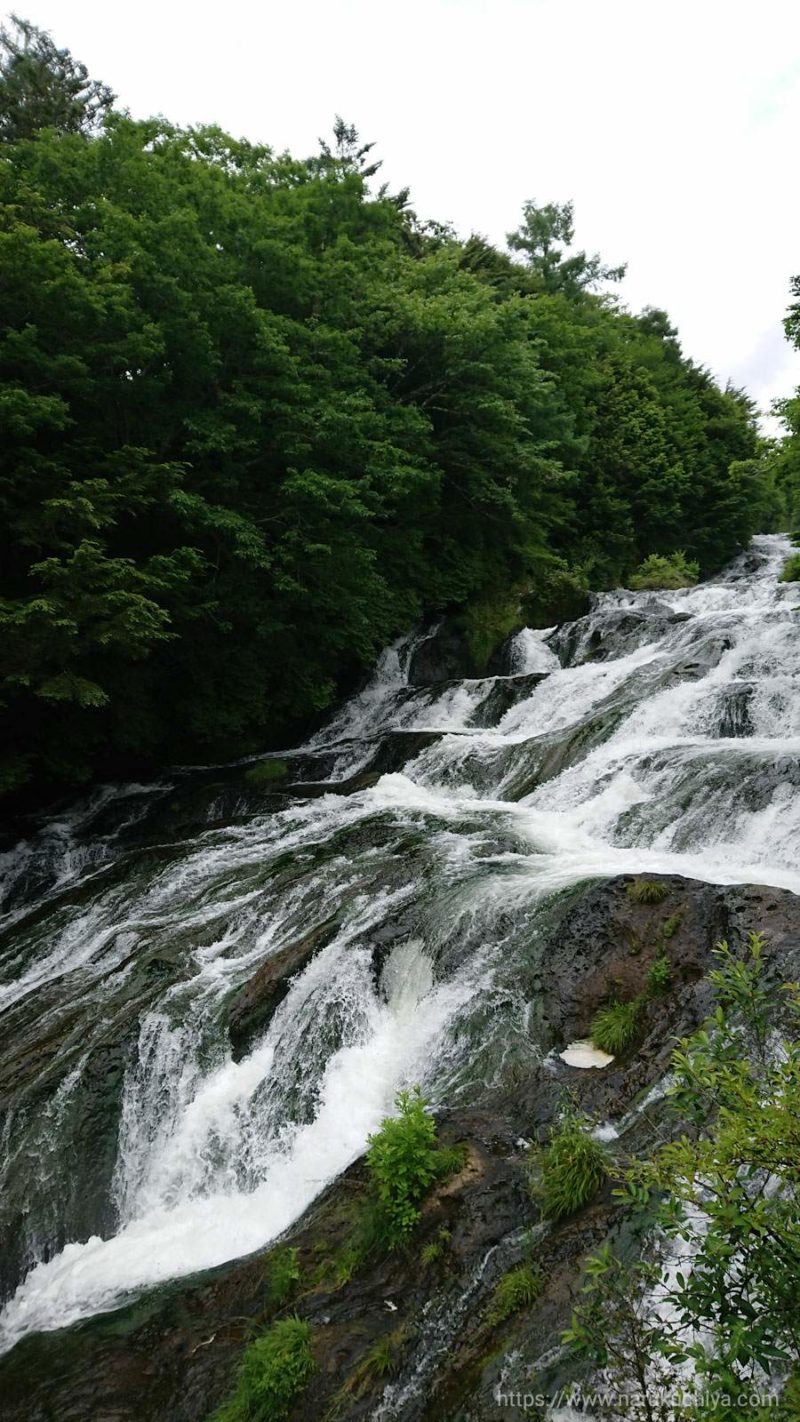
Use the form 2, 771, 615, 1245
243, 759, 290, 788
627, 878, 669, 904
779, 553, 800, 583
366, 1088, 439, 1248
591, 998, 641, 1054
646, 954, 671, 996
485, 1264, 544, 1325
212, 1316, 314, 1422
528, 1111, 610, 1220
563, 932, 800, 1417
628, 551, 699, 591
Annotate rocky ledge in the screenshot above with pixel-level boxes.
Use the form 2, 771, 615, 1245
1, 874, 798, 1421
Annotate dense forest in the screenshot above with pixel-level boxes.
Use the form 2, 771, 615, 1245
0, 17, 795, 807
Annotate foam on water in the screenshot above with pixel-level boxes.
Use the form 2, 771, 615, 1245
0, 533, 798, 1350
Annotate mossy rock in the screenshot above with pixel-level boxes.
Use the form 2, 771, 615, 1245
243, 758, 290, 789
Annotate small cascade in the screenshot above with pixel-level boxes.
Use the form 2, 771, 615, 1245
0, 533, 798, 1351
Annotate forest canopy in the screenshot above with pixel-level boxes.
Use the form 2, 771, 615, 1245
0, 17, 791, 805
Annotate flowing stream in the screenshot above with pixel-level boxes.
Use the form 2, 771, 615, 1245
0, 533, 798, 1354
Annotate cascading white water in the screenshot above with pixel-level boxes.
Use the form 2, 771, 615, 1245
0, 533, 797, 1353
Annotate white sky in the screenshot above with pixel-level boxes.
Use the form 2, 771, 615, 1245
17, 0, 800, 428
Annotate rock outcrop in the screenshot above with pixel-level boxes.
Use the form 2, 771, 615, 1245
2, 875, 798, 1421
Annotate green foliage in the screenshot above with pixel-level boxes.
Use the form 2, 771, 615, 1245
366, 1088, 439, 1247
332, 1325, 409, 1411
0, 14, 114, 142
779, 552, 800, 583
264, 1247, 301, 1310
528, 1110, 611, 1220
565, 932, 800, 1419
458, 585, 525, 673
645, 954, 671, 997
420, 1226, 452, 1267
326, 1200, 389, 1285
661, 911, 682, 940
627, 879, 670, 904
244, 759, 290, 789
212, 1316, 314, 1422
591, 998, 642, 1054
485, 1264, 544, 1326
0, 19, 774, 806
628, 550, 699, 590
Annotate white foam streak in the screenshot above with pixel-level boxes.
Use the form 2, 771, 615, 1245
1, 533, 798, 1350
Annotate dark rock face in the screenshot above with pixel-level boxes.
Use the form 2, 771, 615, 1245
227, 917, 338, 1059
2, 874, 798, 1422
406, 619, 482, 685
552, 604, 691, 668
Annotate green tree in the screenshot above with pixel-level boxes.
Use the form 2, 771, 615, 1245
565, 935, 800, 1420
0, 19, 781, 805
0, 15, 114, 142
508, 199, 626, 295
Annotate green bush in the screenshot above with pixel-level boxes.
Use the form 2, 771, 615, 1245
485, 1264, 544, 1325
779, 553, 800, 583
528, 1111, 610, 1220
591, 998, 641, 1054
212, 1316, 314, 1422
366, 1088, 439, 1248
646, 954, 671, 997
628, 551, 699, 591
627, 878, 669, 904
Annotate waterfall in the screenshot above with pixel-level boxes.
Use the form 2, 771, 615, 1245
0, 533, 798, 1351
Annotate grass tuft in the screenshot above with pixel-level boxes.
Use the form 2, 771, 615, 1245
421, 1226, 452, 1267
527, 1111, 610, 1220
627, 879, 669, 904
485, 1264, 544, 1326
331, 1325, 409, 1411
591, 998, 641, 1054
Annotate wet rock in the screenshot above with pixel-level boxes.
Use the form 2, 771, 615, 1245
552, 605, 690, 667
4, 874, 799, 1422
715, 680, 755, 737
406, 619, 483, 684
228, 917, 338, 1059
465, 673, 547, 728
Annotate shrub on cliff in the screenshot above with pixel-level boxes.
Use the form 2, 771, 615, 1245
212, 1316, 314, 1422
366, 1088, 444, 1247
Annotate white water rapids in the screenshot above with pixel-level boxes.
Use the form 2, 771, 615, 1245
0, 533, 798, 1352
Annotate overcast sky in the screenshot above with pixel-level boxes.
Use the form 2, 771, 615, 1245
17, 0, 800, 429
